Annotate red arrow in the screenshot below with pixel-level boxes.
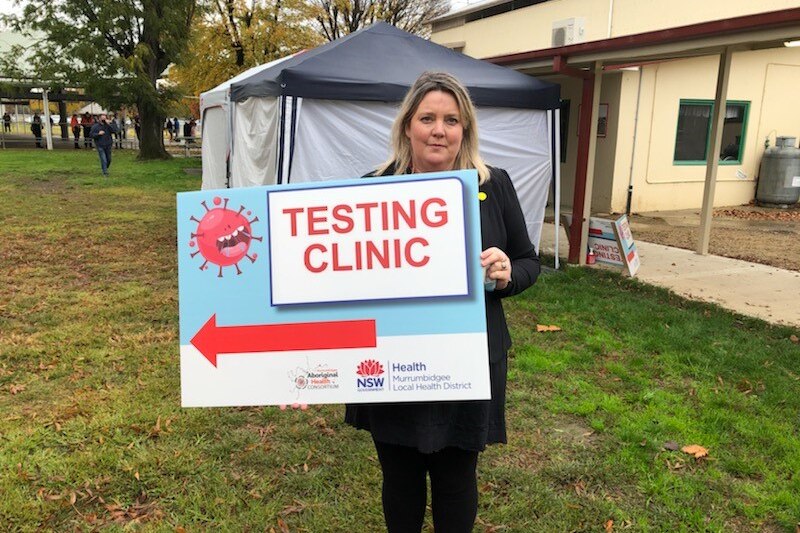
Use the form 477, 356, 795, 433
190, 315, 377, 367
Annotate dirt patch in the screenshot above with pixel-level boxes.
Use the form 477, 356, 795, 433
627, 204, 800, 272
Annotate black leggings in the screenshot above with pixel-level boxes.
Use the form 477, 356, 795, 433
373, 439, 479, 533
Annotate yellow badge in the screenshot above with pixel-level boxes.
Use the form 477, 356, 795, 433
478, 192, 487, 201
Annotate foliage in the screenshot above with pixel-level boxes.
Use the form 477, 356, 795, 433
170, 0, 321, 96
2, 0, 196, 159
307, 0, 451, 40
0, 150, 798, 530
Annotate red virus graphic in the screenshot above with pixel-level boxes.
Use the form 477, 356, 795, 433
188, 196, 262, 277
357, 359, 384, 377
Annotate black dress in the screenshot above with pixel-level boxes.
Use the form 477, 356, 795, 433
344, 166, 540, 453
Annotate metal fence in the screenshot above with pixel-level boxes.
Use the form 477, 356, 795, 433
0, 118, 201, 157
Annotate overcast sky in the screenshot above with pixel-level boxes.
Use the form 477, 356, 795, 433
0, 0, 18, 16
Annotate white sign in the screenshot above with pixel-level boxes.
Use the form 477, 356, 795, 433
268, 177, 468, 305
177, 170, 490, 407
563, 213, 640, 276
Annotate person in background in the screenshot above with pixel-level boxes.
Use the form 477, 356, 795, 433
173, 117, 180, 140
90, 113, 118, 177
182, 117, 192, 143
2, 112, 11, 133
114, 114, 125, 148
118, 113, 127, 146
165, 117, 173, 142
344, 71, 540, 532
187, 118, 197, 144
31, 113, 43, 148
70, 114, 81, 149
134, 115, 141, 141
81, 112, 94, 148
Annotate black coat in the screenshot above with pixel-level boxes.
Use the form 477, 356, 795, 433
344, 166, 540, 453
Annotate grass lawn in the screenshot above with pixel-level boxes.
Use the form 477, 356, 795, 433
0, 149, 798, 532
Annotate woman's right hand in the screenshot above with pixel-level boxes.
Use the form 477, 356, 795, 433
279, 403, 308, 410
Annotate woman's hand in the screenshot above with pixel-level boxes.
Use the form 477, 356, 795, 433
279, 403, 308, 410
481, 247, 512, 290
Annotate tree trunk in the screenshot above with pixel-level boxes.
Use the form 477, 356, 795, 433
137, 96, 169, 160
137, 5, 171, 160
57, 99, 69, 139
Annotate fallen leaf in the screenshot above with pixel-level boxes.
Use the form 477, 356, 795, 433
277, 517, 290, 533
8, 383, 26, 395
134, 472, 140, 481
605, 519, 614, 532
663, 441, 680, 451
536, 324, 562, 332
790, 335, 799, 344
281, 501, 308, 516
681, 444, 709, 459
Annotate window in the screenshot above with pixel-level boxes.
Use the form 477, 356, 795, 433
465, 0, 549, 22
674, 100, 749, 164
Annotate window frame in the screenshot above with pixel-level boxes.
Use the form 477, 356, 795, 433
672, 99, 750, 166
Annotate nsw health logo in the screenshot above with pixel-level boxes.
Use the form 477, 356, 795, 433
356, 359, 385, 391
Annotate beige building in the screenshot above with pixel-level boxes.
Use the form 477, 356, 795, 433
431, 1, 800, 214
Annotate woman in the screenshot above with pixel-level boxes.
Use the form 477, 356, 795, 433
81, 113, 94, 148
70, 114, 81, 149
30, 113, 43, 148
345, 71, 540, 532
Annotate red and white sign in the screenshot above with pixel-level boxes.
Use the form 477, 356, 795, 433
268, 177, 468, 305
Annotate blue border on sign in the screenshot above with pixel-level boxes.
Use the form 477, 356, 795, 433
176, 169, 485, 345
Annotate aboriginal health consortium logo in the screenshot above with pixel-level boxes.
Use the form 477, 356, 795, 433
356, 359, 385, 391
288, 363, 339, 399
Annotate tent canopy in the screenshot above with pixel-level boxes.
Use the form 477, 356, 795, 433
229, 22, 559, 110
201, 53, 299, 111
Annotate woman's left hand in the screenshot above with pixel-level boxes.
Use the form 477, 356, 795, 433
481, 247, 512, 290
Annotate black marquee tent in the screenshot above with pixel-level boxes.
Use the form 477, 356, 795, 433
200, 22, 561, 247
227, 22, 559, 109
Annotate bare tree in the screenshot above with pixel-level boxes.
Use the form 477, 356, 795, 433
308, 0, 450, 41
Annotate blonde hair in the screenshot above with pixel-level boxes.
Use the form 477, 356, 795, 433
378, 71, 490, 184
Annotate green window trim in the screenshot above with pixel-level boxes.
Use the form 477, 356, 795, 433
673, 99, 750, 165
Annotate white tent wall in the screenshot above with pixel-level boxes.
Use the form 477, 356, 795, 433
287, 100, 552, 248
477, 107, 551, 251
200, 106, 229, 190
200, 54, 301, 190
288, 99, 394, 182
229, 97, 279, 188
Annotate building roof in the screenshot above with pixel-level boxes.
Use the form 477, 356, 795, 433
483, 8, 800, 74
